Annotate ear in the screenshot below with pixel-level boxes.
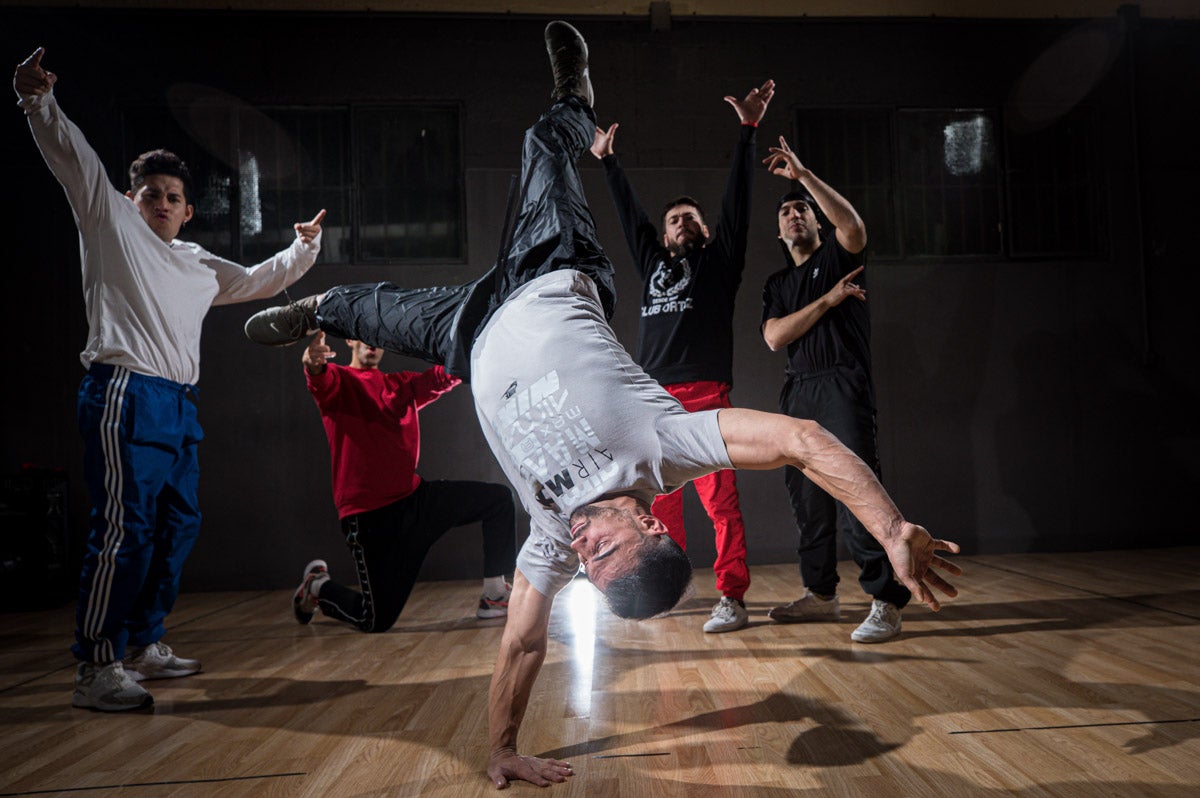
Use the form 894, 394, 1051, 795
638, 513, 670, 537
662, 231, 671, 248
183, 204, 194, 224
700, 222, 711, 239
124, 190, 135, 200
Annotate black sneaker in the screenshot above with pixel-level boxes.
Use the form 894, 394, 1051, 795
244, 295, 320, 346
545, 20, 593, 107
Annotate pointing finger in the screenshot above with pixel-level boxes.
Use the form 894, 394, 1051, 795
308, 208, 326, 227
20, 47, 44, 69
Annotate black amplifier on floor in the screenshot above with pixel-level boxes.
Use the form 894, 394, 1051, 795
0, 465, 72, 609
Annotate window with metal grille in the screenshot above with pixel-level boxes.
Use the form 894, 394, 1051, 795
790, 107, 898, 258
896, 108, 1002, 258
122, 100, 462, 265
793, 106, 1101, 260
1004, 105, 1105, 257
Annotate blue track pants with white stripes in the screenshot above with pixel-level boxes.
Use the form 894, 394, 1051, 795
72, 364, 203, 664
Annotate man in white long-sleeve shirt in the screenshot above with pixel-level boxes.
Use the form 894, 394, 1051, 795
14, 47, 326, 712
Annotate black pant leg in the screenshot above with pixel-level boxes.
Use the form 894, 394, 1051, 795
315, 281, 473, 367
781, 376, 841, 595
416, 480, 517, 578
315, 495, 428, 633
496, 97, 617, 318
808, 367, 911, 608
315, 513, 375, 630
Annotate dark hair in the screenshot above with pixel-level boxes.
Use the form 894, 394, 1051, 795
128, 149, 194, 205
776, 189, 817, 215
601, 535, 692, 619
661, 195, 705, 228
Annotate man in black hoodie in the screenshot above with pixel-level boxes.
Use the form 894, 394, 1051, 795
589, 79, 773, 634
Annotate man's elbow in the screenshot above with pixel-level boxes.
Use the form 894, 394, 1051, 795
845, 222, 868, 253
762, 325, 784, 352
784, 418, 830, 463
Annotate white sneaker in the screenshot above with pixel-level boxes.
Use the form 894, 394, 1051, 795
703, 596, 749, 633
851, 600, 902, 643
123, 641, 201, 681
72, 661, 153, 711
293, 559, 330, 625
477, 582, 512, 619
767, 589, 841, 623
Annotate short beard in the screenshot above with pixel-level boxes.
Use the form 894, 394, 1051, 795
667, 236, 704, 257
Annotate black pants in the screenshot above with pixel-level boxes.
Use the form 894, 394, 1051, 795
780, 365, 910, 608
316, 480, 516, 633
315, 97, 615, 380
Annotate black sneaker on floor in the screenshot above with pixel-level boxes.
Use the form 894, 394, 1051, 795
244, 295, 320, 346
545, 20, 593, 107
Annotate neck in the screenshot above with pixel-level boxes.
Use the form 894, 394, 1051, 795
787, 236, 820, 267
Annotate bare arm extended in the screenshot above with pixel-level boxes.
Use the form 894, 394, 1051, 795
717, 408, 961, 609
486, 571, 574, 789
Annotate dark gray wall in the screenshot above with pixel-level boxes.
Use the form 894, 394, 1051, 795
3, 10, 1197, 593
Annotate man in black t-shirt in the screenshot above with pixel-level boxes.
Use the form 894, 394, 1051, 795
588, 80, 774, 635
760, 136, 912, 644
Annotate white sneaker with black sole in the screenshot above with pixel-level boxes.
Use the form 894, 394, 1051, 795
72, 661, 153, 711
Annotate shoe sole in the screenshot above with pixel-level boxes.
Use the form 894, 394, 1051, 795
767, 613, 842, 623
703, 619, 749, 633
851, 630, 902, 643
293, 560, 327, 624
476, 608, 508, 619
72, 692, 154, 711
126, 666, 201, 682
545, 21, 593, 105
293, 593, 315, 625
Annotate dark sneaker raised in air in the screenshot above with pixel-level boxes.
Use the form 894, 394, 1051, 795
545, 20, 592, 107
244, 294, 321, 346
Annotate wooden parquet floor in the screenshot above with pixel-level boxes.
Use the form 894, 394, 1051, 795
1, 548, 1197, 797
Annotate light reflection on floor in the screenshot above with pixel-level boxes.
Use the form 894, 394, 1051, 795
563, 577, 597, 711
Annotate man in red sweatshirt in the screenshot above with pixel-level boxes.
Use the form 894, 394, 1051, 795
292, 332, 516, 631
